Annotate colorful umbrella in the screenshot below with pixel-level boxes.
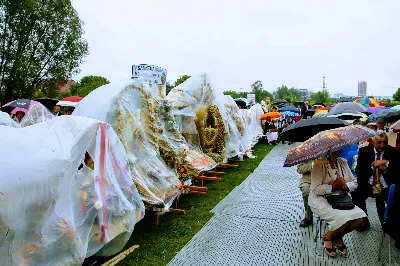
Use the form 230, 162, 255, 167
260, 112, 282, 120
364, 106, 386, 113
57, 96, 83, 107
279, 106, 299, 113
284, 125, 376, 167
313, 112, 328, 117
354, 97, 386, 108
315, 109, 329, 114
281, 111, 299, 117
1, 99, 40, 114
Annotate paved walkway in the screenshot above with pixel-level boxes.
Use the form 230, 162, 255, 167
168, 144, 400, 266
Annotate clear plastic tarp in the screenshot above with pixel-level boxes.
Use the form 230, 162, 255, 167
168, 74, 229, 163
0, 111, 19, 127
0, 116, 145, 265
73, 79, 181, 209
147, 85, 216, 184
221, 95, 247, 157
19, 103, 54, 128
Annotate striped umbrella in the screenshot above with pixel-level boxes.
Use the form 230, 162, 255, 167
354, 97, 386, 108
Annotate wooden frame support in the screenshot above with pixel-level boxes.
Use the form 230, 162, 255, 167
100, 245, 139, 266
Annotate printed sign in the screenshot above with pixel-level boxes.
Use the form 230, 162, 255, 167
247, 93, 256, 104
131, 64, 167, 85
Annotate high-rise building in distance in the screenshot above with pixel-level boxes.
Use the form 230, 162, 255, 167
358, 81, 367, 97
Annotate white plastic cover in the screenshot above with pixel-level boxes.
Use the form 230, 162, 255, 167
73, 79, 181, 208
222, 95, 247, 157
19, 103, 54, 128
0, 111, 19, 127
168, 74, 229, 163
0, 116, 145, 265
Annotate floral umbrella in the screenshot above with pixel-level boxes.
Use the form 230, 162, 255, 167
390, 119, 400, 131
260, 112, 282, 120
284, 125, 375, 167
354, 97, 386, 108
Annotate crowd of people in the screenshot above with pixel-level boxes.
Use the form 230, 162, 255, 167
11, 104, 73, 124
291, 112, 400, 258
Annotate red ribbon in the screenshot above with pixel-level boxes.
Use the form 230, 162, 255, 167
99, 123, 108, 243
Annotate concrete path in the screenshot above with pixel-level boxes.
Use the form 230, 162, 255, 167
168, 144, 400, 266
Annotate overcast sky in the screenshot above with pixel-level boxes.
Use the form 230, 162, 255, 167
72, 0, 400, 97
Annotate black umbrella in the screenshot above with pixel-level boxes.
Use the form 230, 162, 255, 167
34, 98, 59, 110
294, 101, 305, 108
280, 117, 349, 142
279, 106, 299, 113
327, 102, 366, 115
367, 109, 400, 123
234, 99, 247, 109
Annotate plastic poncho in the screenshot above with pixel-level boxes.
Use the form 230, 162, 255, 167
73, 79, 181, 209
19, 103, 54, 128
0, 116, 144, 265
169, 74, 229, 163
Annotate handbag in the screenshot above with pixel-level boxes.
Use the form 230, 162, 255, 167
326, 193, 355, 210
325, 159, 355, 210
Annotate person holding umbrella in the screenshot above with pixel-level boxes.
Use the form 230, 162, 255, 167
309, 151, 367, 257
284, 125, 375, 258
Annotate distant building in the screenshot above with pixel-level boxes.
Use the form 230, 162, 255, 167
358, 81, 367, 97
333, 93, 345, 99
298, 89, 311, 100
374, 96, 392, 101
340, 96, 359, 102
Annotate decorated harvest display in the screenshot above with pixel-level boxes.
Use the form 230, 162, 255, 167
0, 116, 144, 265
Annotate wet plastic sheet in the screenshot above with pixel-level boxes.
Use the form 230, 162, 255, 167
168, 74, 229, 163
0, 111, 19, 127
0, 116, 144, 265
143, 83, 217, 183
19, 103, 54, 127
73, 79, 181, 209
221, 95, 247, 157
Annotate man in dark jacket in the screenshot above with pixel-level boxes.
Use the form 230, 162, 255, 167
301, 101, 310, 119
353, 132, 400, 231
53, 105, 64, 116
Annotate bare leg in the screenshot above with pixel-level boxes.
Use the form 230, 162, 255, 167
335, 217, 367, 256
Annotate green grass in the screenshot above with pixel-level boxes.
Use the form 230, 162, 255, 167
85, 143, 273, 266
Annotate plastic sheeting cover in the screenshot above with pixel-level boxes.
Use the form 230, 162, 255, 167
73, 79, 181, 208
0, 111, 19, 127
19, 103, 54, 128
0, 116, 145, 265
169, 74, 229, 163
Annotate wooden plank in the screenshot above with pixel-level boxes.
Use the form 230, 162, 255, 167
100, 245, 139, 266
169, 208, 186, 214
182, 185, 208, 192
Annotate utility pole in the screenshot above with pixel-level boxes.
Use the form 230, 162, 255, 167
322, 76, 326, 90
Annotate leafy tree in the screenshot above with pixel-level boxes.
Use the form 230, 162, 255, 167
166, 82, 174, 95
166, 75, 191, 95
393, 88, 400, 101
251, 80, 273, 103
310, 89, 331, 104
223, 90, 247, 99
63, 75, 109, 97
0, 0, 89, 105
174, 75, 191, 87
32, 78, 64, 99
273, 85, 302, 103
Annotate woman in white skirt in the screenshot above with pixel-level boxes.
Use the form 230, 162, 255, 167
309, 149, 367, 257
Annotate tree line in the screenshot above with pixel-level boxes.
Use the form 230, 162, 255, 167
223, 80, 331, 105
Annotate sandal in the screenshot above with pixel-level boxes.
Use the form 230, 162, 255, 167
299, 217, 313, 227
335, 238, 348, 257
323, 237, 337, 257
